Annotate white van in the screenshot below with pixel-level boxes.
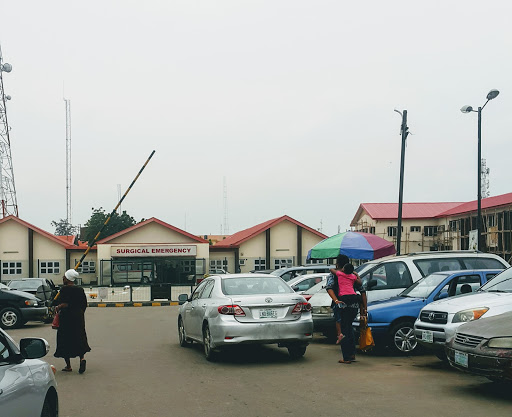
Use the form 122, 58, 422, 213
112, 262, 155, 284
309, 251, 510, 339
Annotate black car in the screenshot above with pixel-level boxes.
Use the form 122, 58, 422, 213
446, 311, 512, 382
0, 286, 49, 329
6, 278, 59, 307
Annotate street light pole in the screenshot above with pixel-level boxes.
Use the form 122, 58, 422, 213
395, 109, 409, 256
461, 89, 499, 252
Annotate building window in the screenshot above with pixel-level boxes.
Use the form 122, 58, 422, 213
239, 259, 246, 266
387, 226, 402, 237
449, 220, 458, 231
181, 260, 195, 273
40, 261, 60, 274
274, 259, 293, 269
410, 226, 421, 233
2, 261, 22, 275
370, 227, 375, 234
210, 259, 228, 271
306, 259, 326, 265
424, 226, 438, 237
78, 261, 95, 274
254, 259, 266, 271
487, 215, 496, 227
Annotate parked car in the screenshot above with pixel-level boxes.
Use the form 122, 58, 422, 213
309, 251, 509, 340
270, 265, 334, 282
301, 280, 329, 302
0, 282, 10, 290
177, 273, 313, 360
111, 261, 156, 284
287, 273, 328, 295
358, 269, 502, 354
7, 278, 59, 307
445, 310, 512, 382
0, 327, 58, 417
414, 265, 512, 360
0, 286, 48, 329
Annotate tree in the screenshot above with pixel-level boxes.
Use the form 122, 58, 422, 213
83, 207, 137, 245
51, 219, 77, 236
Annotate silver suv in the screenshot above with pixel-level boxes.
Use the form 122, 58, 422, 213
308, 251, 510, 340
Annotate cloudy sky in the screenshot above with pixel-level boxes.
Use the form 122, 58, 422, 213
1, 0, 511, 237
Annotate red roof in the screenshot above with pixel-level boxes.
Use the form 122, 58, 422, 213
351, 202, 464, 225
439, 192, 512, 217
97, 217, 208, 244
213, 215, 327, 248
0, 216, 94, 250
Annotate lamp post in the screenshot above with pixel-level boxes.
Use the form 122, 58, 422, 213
460, 89, 500, 252
394, 109, 409, 256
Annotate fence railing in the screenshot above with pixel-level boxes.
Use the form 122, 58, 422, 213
83, 284, 196, 303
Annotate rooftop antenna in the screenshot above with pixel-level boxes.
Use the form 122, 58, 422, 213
0, 45, 18, 218
223, 176, 229, 234
64, 97, 72, 225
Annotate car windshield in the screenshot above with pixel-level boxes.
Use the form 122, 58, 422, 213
355, 262, 376, 275
400, 273, 450, 298
480, 268, 512, 293
221, 276, 294, 295
7, 280, 43, 291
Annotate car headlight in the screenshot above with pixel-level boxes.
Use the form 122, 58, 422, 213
312, 306, 333, 314
24, 299, 38, 307
488, 337, 512, 349
452, 307, 488, 323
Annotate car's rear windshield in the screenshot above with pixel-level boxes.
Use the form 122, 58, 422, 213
7, 280, 43, 291
480, 268, 512, 293
413, 257, 506, 277
221, 277, 294, 295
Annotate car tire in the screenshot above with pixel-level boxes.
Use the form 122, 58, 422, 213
202, 323, 217, 361
288, 345, 307, 359
141, 276, 150, 284
178, 317, 190, 347
40, 392, 58, 417
0, 307, 22, 329
390, 321, 417, 354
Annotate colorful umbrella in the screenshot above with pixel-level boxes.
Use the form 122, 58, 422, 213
307, 231, 396, 261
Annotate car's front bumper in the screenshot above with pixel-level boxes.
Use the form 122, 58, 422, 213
446, 345, 512, 380
414, 321, 459, 351
210, 315, 313, 348
20, 307, 48, 322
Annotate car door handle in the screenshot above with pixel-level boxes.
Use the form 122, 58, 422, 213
201, 304, 206, 308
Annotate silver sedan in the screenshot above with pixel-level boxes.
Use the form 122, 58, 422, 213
177, 274, 313, 360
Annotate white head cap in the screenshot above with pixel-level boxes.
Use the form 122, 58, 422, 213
64, 269, 79, 281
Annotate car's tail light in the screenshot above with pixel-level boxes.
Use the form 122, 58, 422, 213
218, 305, 246, 316
292, 302, 312, 314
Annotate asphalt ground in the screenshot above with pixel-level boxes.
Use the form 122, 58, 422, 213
8, 307, 512, 417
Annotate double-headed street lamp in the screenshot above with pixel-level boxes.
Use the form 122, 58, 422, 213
460, 89, 500, 251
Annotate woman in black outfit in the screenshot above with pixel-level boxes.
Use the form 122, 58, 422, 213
53, 269, 91, 373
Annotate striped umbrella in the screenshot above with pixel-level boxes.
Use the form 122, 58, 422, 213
307, 231, 396, 261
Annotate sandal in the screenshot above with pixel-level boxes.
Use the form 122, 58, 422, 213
335, 334, 345, 345
338, 359, 352, 364
61, 367, 72, 372
79, 360, 87, 374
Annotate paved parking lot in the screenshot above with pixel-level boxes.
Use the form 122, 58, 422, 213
8, 307, 512, 417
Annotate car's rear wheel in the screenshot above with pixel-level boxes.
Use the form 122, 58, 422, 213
288, 345, 307, 359
0, 307, 21, 329
178, 317, 190, 347
202, 323, 216, 361
390, 321, 417, 354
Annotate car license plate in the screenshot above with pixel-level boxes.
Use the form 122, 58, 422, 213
260, 309, 277, 319
422, 330, 434, 343
454, 351, 469, 368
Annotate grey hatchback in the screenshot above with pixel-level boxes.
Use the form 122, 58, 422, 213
177, 274, 313, 360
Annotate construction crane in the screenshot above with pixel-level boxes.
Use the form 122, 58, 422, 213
0, 46, 18, 218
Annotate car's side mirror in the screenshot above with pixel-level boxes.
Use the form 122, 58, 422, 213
367, 280, 378, 290
19, 338, 49, 359
434, 291, 449, 301
178, 294, 189, 305
291, 285, 300, 292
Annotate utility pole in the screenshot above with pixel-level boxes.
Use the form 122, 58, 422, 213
395, 109, 409, 256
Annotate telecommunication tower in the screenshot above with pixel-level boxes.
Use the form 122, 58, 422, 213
481, 158, 490, 198
64, 98, 72, 224
0, 46, 18, 218
223, 176, 229, 234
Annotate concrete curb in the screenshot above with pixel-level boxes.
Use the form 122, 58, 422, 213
88, 301, 179, 307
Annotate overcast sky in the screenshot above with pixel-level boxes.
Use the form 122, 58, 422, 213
1, 1, 511, 237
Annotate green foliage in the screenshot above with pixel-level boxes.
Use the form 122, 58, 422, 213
51, 218, 76, 236
83, 207, 137, 245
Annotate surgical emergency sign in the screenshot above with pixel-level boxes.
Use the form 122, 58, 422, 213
111, 245, 197, 257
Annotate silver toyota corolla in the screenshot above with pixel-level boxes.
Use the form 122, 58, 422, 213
177, 274, 313, 360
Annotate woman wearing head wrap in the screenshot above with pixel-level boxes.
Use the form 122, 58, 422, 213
52, 269, 91, 373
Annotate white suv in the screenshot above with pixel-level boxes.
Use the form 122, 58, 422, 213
309, 251, 510, 339
414, 265, 512, 359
